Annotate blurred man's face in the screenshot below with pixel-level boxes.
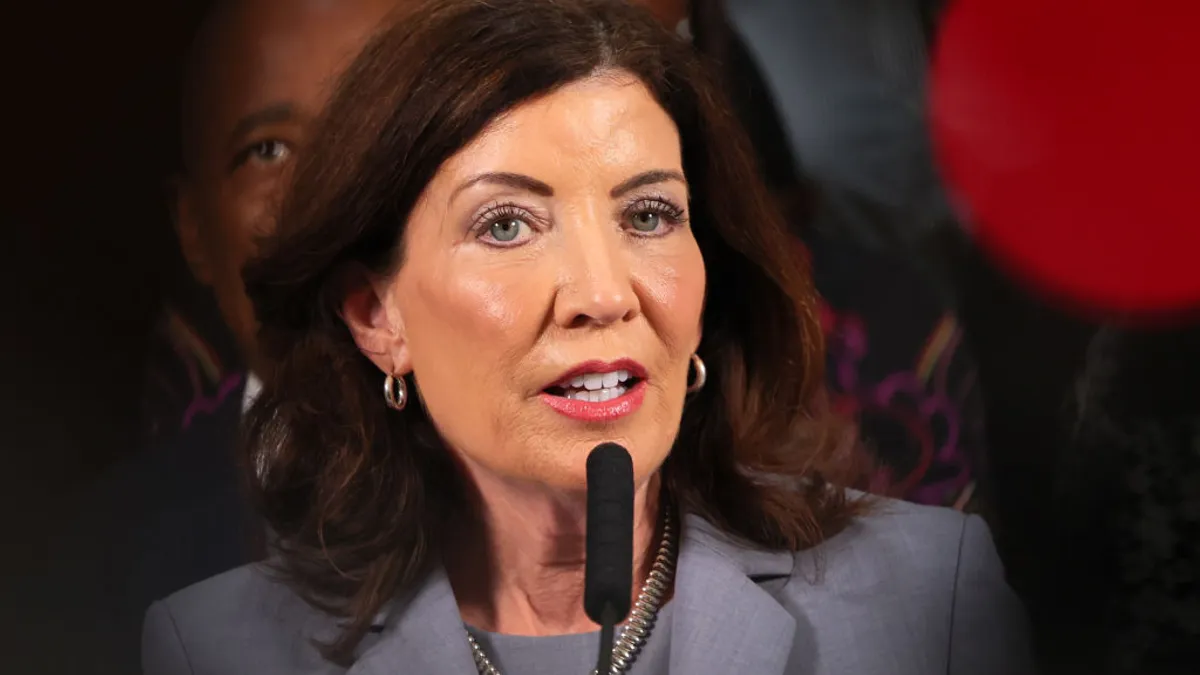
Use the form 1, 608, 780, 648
175, 0, 395, 373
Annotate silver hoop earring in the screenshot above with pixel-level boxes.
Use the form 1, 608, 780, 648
686, 353, 707, 394
383, 373, 408, 411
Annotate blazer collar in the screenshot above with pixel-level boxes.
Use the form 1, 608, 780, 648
349, 514, 798, 675
668, 514, 798, 675
348, 565, 478, 675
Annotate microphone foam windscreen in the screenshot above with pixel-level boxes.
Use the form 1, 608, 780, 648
583, 442, 635, 625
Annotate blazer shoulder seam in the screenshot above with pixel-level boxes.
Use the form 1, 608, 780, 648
160, 600, 198, 675
943, 513, 971, 675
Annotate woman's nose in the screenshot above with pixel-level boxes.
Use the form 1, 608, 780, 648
552, 224, 640, 329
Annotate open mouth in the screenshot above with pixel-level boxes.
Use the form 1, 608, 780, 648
544, 369, 644, 403
539, 359, 648, 421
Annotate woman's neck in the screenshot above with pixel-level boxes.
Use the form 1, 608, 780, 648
447, 472, 663, 636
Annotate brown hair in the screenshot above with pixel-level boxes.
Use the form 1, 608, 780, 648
242, 0, 867, 663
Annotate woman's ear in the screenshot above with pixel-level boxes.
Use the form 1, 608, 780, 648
340, 264, 411, 376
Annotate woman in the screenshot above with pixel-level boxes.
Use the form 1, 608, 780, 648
142, 1, 1032, 673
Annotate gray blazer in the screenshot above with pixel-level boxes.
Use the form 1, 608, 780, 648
142, 497, 1034, 674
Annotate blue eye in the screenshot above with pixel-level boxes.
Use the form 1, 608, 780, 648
474, 204, 537, 247
630, 211, 661, 232
489, 218, 525, 242
625, 198, 686, 236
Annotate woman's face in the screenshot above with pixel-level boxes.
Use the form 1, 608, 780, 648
373, 73, 705, 491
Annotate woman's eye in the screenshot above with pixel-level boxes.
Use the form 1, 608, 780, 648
480, 217, 531, 245
625, 199, 685, 236
630, 211, 661, 232
490, 218, 523, 241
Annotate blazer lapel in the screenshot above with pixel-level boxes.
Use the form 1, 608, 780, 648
349, 516, 799, 675
348, 566, 479, 675
668, 515, 798, 675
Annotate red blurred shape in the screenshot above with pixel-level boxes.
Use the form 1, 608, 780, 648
929, 0, 1200, 316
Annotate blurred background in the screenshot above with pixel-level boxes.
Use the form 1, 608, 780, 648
2, 0, 1196, 673
2, 0, 209, 577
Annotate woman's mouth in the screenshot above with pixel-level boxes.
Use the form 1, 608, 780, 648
544, 369, 642, 402
540, 360, 648, 421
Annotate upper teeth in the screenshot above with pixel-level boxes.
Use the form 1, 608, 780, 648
568, 370, 631, 390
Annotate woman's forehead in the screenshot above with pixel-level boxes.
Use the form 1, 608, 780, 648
434, 76, 683, 187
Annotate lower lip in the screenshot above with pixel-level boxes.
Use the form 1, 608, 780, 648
538, 380, 647, 422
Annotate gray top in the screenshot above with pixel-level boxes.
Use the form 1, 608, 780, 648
142, 496, 1035, 675
465, 602, 674, 674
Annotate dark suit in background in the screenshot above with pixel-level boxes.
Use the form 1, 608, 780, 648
22, 370, 258, 675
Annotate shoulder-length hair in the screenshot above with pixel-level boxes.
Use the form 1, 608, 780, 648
242, 0, 866, 662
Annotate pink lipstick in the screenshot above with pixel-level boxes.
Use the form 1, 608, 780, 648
540, 359, 647, 422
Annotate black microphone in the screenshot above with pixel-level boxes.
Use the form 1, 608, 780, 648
584, 442, 634, 675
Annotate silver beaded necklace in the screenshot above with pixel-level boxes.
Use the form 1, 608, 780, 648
466, 508, 678, 675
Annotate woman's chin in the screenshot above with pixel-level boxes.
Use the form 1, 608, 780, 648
524, 443, 667, 495
452, 426, 671, 496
